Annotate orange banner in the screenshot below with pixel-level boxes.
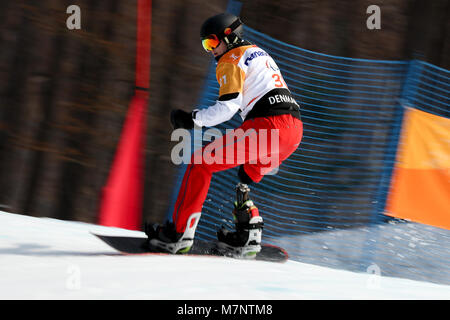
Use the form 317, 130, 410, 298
386, 108, 450, 230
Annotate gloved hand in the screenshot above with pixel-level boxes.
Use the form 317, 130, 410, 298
170, 109, 194, 130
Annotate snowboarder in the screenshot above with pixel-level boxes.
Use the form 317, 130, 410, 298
146, 13, 303, 257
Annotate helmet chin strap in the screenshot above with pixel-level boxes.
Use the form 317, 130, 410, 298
223, 34, 241, 50
215, 35, 244, 62
214, 34, 244, 61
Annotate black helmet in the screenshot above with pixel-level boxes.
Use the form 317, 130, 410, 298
200, 13, 244, 51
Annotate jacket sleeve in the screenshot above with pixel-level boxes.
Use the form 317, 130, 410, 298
192, 62, 245, 127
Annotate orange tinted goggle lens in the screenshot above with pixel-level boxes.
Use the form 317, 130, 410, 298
201, 34, 220, 51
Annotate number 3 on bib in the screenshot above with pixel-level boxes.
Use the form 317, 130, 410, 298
272, 74, 287, 88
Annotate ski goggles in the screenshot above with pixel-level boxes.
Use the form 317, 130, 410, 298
201, 18, 243, 52
201, 34, 221, 52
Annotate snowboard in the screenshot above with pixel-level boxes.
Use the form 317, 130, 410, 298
92, 233, 288, 263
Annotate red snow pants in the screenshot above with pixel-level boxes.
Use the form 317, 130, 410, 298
172, 114, 303, 233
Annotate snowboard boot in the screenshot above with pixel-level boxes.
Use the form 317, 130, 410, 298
217, 183, 264, 258
145, 213, 201, 254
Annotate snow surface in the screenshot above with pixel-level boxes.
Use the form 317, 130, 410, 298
273, 220, 450, 285
0, 211, 449, 299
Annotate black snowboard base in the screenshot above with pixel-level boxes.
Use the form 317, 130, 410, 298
92, 233, 288, 263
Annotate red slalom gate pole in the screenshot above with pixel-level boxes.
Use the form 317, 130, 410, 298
135, 0, 151, 99
98, 0, 151, 230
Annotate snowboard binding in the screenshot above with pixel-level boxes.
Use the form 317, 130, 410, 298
145, 213, 201, 254
216, 183, 264, 258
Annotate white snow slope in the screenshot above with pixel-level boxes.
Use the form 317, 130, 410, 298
0, 211, 449, 300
